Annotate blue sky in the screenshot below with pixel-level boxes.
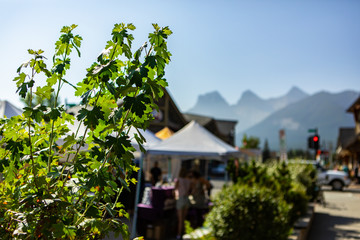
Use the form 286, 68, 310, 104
1, 0, 359, 112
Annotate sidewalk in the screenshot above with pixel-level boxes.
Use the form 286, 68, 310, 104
307, 184, 360, 240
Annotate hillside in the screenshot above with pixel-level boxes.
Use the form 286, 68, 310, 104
186, 87, 359, 150
237, 91, 358, 150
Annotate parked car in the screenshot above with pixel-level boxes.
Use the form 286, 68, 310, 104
287, 160, 351, 191
317, 169, 351, 191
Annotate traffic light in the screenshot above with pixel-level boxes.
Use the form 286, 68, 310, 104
308, 134, 320, 150
313, 134, 319, 150
308, 136, 314, 149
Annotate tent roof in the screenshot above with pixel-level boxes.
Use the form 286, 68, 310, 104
0, 100, 22, 118
147, 120, 240, 158
128, 127, 161, 150
155, 127, 174, 140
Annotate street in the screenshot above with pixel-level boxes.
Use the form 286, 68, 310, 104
308, 185, 360, 240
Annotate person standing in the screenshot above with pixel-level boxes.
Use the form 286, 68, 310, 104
190, 170, 211, 228
175, 168, 192, 240
150, 161, 162, 186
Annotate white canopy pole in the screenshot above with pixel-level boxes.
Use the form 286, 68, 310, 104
130, 153, 145, 239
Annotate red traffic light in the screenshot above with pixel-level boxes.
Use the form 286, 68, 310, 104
313, 136, 319, 142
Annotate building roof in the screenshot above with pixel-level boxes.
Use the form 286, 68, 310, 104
346, 96, 360, 113
183, 113, 237, 146
0, 100, 23, 118
214, 119, 237, 137
337, 127, 356, 148
149, 88, 188, 133
183, 113, 213, 126
345, 133, 360, 151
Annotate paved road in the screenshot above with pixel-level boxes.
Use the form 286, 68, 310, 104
308, 185, 360, 240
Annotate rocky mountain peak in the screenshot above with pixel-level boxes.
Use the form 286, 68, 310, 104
197, 91, 228, 105
286, 86, 308, 99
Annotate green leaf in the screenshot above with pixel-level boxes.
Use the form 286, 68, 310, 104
77, 106, 105, 130
63, 226, 76, 240
46, 74, 58, 86
129, 69, 142, 87
118, 177, 130, 192
127, 23, 136, 30
13, 72, 27, 87
35, 85, 53, 100
80, 89, 92, 105
123, 94, 150, 117
48, 107, 62, 120
62, 134, 77, 150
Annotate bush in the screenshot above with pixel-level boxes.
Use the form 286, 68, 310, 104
225, 160, 311, 227
205, 184, 292, 240
274, 162, 309, 224
285, 183, 309, 224
291, 163, 319, 201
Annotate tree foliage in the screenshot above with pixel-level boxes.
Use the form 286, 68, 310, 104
241, 134, 260, 149
0, 23, 172, 239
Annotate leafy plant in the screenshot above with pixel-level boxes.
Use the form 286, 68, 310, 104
274, 162, 309, 224
0, 23, 172, 239
206, 184, 291, 240
226, 160, 311, 228
289, 161, 319, 201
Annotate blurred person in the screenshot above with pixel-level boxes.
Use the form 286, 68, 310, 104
150, 161, 162, 186
190, 169, 211, 227
175, 168, 192, 240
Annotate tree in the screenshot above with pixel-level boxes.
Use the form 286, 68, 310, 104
262, 138, 271, 162
0, 23, 172, 239
241, 134, 260, 149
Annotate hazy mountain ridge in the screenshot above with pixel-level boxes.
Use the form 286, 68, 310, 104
186, 87, 359, 150
187, 86, 309, 132
239, 90, 358, 150
267, 86, 309, 111
188, 91, 235, 120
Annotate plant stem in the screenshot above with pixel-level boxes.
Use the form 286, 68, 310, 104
28, 67, 39, 192
47, 46, 69, 173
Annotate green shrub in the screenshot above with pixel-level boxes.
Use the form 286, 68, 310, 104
285, 183, 309, 224
229, 160, 278, 190
226, 160, 311, 227
274, 162, 309, 224
205, 184, 292, 240
291, 163, 319, 201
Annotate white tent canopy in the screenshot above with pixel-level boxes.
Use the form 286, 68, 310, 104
127, 127, 161, 151
59, 120, 161, 161
147, 120, 240, 159
65, 120, 161, 150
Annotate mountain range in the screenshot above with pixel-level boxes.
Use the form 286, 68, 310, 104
186, 87, 359, 150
